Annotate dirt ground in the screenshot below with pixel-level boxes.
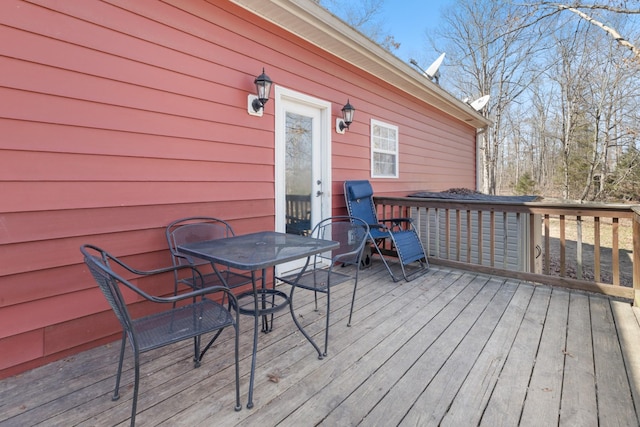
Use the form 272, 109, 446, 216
543, 217, 634, 287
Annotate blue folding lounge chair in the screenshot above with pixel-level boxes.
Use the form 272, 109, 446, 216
344, 180, 429, 281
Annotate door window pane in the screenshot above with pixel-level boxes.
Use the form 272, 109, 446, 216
285, 112, 312, 235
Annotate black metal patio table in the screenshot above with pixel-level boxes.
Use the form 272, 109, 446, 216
178, 231, 339, 409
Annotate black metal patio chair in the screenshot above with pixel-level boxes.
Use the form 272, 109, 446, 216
276, 216, 369, 358
166, 216, 252, 293
80, 244, 241, 427
344, 180, 429, 281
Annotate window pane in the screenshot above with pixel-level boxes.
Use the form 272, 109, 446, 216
373, 152, 397, 176
370, 119, 399, 178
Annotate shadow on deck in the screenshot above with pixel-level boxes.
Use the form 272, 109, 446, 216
1, 263, 639, 426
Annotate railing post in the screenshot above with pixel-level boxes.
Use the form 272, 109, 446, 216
633, 209, 640, 307
576, 216, 583, 280
529, 212, 536, 273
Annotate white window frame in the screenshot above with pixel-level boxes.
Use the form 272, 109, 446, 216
370, 118, 399, 178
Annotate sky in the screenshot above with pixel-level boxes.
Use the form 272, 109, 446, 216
380, 0, 451, 67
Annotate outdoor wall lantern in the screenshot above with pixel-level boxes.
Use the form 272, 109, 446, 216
336, 99, 355, 134
248, 68, 273, 117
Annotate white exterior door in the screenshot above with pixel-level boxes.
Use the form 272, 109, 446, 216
274, 87, 332, 274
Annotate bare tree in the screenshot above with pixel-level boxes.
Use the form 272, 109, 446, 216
529, 80, 558, 191
471, 0, 640, 200
532, 3, 640, 200
315, 0, 400, 51
435, 0, 550, 194
578, 34, 627, 200
550, 22, 591, 199
545, 2, 640, 61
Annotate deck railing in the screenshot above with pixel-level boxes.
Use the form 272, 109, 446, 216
373, 196, 640, 305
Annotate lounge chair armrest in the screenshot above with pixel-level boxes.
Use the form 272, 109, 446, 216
379, 217, 413, 225
368, 223, 387, 230
382, 217, 413, 229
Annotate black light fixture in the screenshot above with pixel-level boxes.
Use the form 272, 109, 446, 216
336, 99, 355, 133
249, 68, 273, 115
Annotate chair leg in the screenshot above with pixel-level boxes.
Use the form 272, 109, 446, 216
247, 308, 259, 409
396, 251, 429, 281
289, 285, 323, 359
233, 322, 242, 412
193, 336, 201, 368
192, 302, 203, 367
112, 332, 127, 401
130, 350, 140, 427
199, 328, 224, 362
348, 274, 359, 327
371, 241, 402, 282
323, 287, 330, 357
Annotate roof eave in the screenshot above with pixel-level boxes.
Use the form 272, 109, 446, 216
229, 0, 491, 129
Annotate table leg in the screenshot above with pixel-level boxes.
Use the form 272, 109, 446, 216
247, 270, 259, 409
260, 268, 270, 333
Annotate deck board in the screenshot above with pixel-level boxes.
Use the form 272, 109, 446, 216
364, 275, 501, 426
520, 288, 569, 427
559, 292, 597, 427
399, 278, 516, 426
612, 300, 640, 424
327, 271, 481, 425
1, 265, 639, 427
591, 296, 638, 426
478, 285, 551, 427
439, 281, 534, 426
249, 269, 455, 426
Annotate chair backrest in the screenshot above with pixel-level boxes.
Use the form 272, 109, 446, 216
166, 217, 236, 267
311, 216, 369, 266
344, 180, 379, 226
80, 244, 135, 334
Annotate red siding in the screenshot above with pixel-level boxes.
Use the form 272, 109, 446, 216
0, 330, 43, 371
0, 0, 476, 377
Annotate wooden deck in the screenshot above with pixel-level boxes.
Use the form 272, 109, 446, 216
2, 264, 640, 426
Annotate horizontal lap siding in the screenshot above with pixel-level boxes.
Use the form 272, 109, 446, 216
0, 0, 476, 376
0, 0, 277, 376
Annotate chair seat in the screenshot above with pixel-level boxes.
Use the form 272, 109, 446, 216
281, 268, 352, 292
181, 270, 252, 290
133, 299, 234, 353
